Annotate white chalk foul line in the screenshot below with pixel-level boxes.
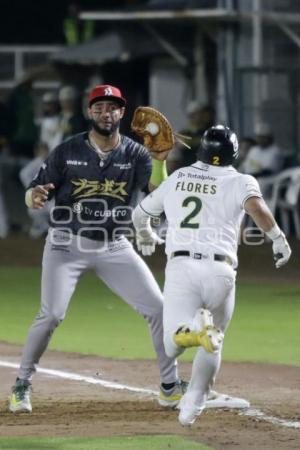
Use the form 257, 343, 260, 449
240, 408, 300, 430
0, 360, 157, 396
1, 360, 300, 429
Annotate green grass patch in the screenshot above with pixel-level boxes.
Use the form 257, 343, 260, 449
0, 436, 214, 450
224, 282, 300, 364
0, 267, 299, 365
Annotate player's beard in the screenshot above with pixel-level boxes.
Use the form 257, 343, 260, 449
90, 118, 120, 137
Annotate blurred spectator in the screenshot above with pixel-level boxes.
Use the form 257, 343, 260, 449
0, 135, 9, 239
0, 104, 10, 237
20, 142, 53, 239
58, 86, 88, 140
17, 85, 88, 236
40, 92, 62, 152
0, 196, 8, 238
0, 100, 13, 148
63, 2, 95, 46
81, 87, 90, 120
242, 123, 283, 177
236, 136, 256, 169
0, 78, 39, 236
167, 101, 215, 172
6, 78, 38, 161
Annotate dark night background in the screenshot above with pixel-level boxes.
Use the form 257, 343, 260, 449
0, 0, 148, 44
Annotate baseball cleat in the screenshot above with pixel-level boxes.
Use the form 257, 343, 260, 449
158, 379, 188, 408
9, 379, 32, 413
178, 395, 204, 427
174, 308, 224, 353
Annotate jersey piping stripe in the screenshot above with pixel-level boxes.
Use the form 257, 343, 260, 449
242, 193, 262, 209
190, 164, 235, 172
190, 165, 208, 171
139, 203, 161, 218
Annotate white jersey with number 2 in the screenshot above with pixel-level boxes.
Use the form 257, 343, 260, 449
140, 161, 262, 268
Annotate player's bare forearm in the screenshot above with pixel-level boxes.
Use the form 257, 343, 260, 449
244, 196, 275, 232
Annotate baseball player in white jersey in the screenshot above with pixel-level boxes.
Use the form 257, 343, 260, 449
132, 125, 291, 427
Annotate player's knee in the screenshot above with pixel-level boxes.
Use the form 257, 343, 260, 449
48, 314, 63, 328
143, 305, 163, 325
37, 311, 64, 329
164, 332, 180, 359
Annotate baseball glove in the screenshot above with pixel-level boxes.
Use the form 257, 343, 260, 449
131, 106, 177, 153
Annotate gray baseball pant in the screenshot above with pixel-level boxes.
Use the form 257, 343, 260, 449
17, 228, 178, 384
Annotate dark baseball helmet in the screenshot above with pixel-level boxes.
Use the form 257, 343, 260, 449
199, 125, 239, 166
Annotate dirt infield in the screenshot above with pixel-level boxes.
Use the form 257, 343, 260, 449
0, 342, 299, 449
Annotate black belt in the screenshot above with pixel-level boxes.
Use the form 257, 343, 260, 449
171, 250, 233, 266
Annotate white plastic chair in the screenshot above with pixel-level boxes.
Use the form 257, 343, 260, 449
243, 173, 279, 229
276, 168, 300, 238
257, 167, 300, 238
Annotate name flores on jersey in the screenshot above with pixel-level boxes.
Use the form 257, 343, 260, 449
175, 181, 217, 195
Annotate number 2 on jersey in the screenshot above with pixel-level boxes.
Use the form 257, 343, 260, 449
180, 196, 202, 229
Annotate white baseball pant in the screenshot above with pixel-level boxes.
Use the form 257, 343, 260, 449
163, 255, 236, 412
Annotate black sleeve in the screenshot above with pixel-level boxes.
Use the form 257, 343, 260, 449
28, 146, 63, 198
134, 146, 152, 190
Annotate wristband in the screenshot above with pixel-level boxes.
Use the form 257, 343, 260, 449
149, 159, 168, 187
266, 224, 281, 240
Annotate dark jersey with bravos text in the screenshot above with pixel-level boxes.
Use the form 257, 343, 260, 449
30, 132, 152, 241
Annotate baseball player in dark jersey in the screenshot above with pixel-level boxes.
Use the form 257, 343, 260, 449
9, 84, 186, 412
